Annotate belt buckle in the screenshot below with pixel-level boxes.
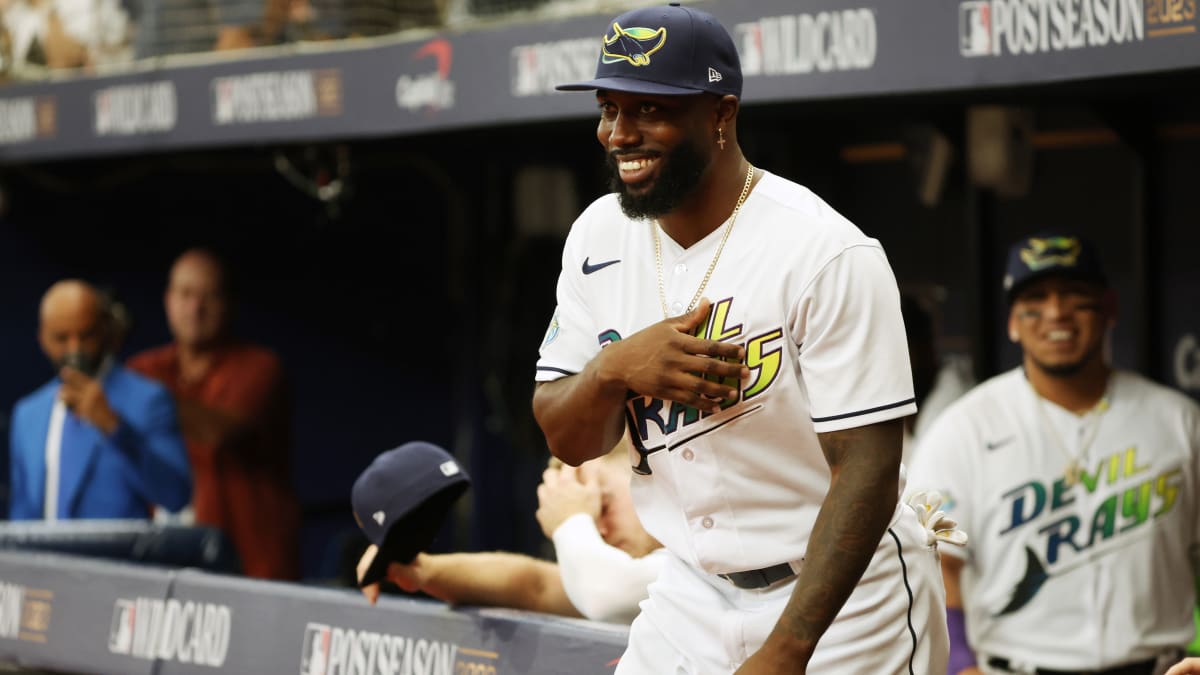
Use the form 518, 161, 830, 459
719, 563, 795, 590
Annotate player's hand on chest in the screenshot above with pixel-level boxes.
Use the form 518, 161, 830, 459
601, 299, 749, 415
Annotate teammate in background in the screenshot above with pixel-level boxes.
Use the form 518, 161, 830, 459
908, 233, 1200, 674
357, 439, 666, 624
533, 5, 954, 672
128, 248, 301, 580
9, 280, 191, 520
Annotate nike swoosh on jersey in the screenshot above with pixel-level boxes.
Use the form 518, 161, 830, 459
582, 257, 621, 274
985, 436, 1015, 451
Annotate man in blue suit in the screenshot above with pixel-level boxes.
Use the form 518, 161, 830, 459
9, 280, 192, 520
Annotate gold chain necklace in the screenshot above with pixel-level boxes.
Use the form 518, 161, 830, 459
1029, 381, 1110, 487
654, 164, 755, 318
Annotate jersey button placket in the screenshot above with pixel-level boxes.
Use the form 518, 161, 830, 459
664, 249, 687, 316
682, 448, 695, 461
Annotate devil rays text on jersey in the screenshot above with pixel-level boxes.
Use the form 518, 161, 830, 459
600, 297, 785, 475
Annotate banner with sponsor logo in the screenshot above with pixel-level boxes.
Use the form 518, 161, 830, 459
0, 552, 168, 675
0, 552, 628, 675
164, 569, 627, 675
0, 0, 1195, 161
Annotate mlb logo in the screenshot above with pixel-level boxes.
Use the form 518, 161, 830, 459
212, 80, 234, 124
959, 1, 993, 57
107, 600, 135, 655
300, 623, 332, 675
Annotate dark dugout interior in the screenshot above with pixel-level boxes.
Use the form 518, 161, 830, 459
0, 67, 1197, 579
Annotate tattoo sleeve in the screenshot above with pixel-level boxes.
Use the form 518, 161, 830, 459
764, 418, 903, 663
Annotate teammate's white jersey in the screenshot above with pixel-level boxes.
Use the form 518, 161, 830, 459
907, 368, 1200, 671
535, 170, 916, 574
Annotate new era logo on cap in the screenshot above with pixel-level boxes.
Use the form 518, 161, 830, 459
708, 67, 722, 83
351, 441, 472, 588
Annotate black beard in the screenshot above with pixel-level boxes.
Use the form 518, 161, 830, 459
606, 138, 709, 220
1029, 340, 1104, 378
1031, 358, 1088, 377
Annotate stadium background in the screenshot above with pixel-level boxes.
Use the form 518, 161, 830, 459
0, 1, 1195, 667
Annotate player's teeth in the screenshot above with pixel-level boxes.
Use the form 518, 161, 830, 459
619, 159, 652, 171
1048, 330, 1072, 341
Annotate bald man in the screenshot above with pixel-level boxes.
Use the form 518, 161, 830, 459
9, 280, 192, 520
129, 248, 301, 580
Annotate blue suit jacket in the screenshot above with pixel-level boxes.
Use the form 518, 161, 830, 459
9, 365, 192, 520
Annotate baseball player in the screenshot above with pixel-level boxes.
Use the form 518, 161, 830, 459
357, 438, 666, 624
907, 232, 1200, 674
533, 4, 955, 673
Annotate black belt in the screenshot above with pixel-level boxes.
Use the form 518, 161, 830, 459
718, 562, 796, 590
985, 655, 1158, 675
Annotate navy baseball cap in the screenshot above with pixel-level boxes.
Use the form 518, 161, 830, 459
1003, 232, 1108, 303
556, 3, 742, 97
352, 441, 470, 587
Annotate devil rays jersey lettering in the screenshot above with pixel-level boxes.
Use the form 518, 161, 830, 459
907, 368, 1200, 669
597, 298, 786, 475
535, 170, 916, 574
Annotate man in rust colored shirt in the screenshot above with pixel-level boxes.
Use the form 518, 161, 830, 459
128, 248, 301, 580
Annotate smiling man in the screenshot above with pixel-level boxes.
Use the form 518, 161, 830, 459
532, 4, 952, 674
908, 233, 1200, 674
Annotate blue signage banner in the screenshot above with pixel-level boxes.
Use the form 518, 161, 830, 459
0, 552, 628, 675
0, 0, 1195, 161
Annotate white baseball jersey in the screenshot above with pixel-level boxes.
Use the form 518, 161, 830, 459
907, 368, 1200, 671
536, 171, 948, 673
536, 170, 916, 572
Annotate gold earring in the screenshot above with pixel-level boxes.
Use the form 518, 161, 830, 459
717, 127, 726, 150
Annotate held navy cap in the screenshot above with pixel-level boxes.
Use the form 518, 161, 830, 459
1002, 232, 1108, 303
352, 441, 470, 587
556, 3, 742, 97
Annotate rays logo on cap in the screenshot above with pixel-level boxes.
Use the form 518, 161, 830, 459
601, 22, 667, 66
1020, 236, 1081, 271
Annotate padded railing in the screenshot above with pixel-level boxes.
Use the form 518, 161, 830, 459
0, 548, 629, 674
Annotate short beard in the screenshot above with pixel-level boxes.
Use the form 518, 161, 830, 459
606, 138, 709, 220
1031, 358, 1088, 377
1028, 341, 1104, 378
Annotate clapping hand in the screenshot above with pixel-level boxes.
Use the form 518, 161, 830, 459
535, 464, 602, 538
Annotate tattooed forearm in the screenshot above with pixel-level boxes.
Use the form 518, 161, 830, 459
760, 419, 903, 662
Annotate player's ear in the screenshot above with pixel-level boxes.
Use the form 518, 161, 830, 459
1007, 312, 1020, 343
713, 95, 738, 130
